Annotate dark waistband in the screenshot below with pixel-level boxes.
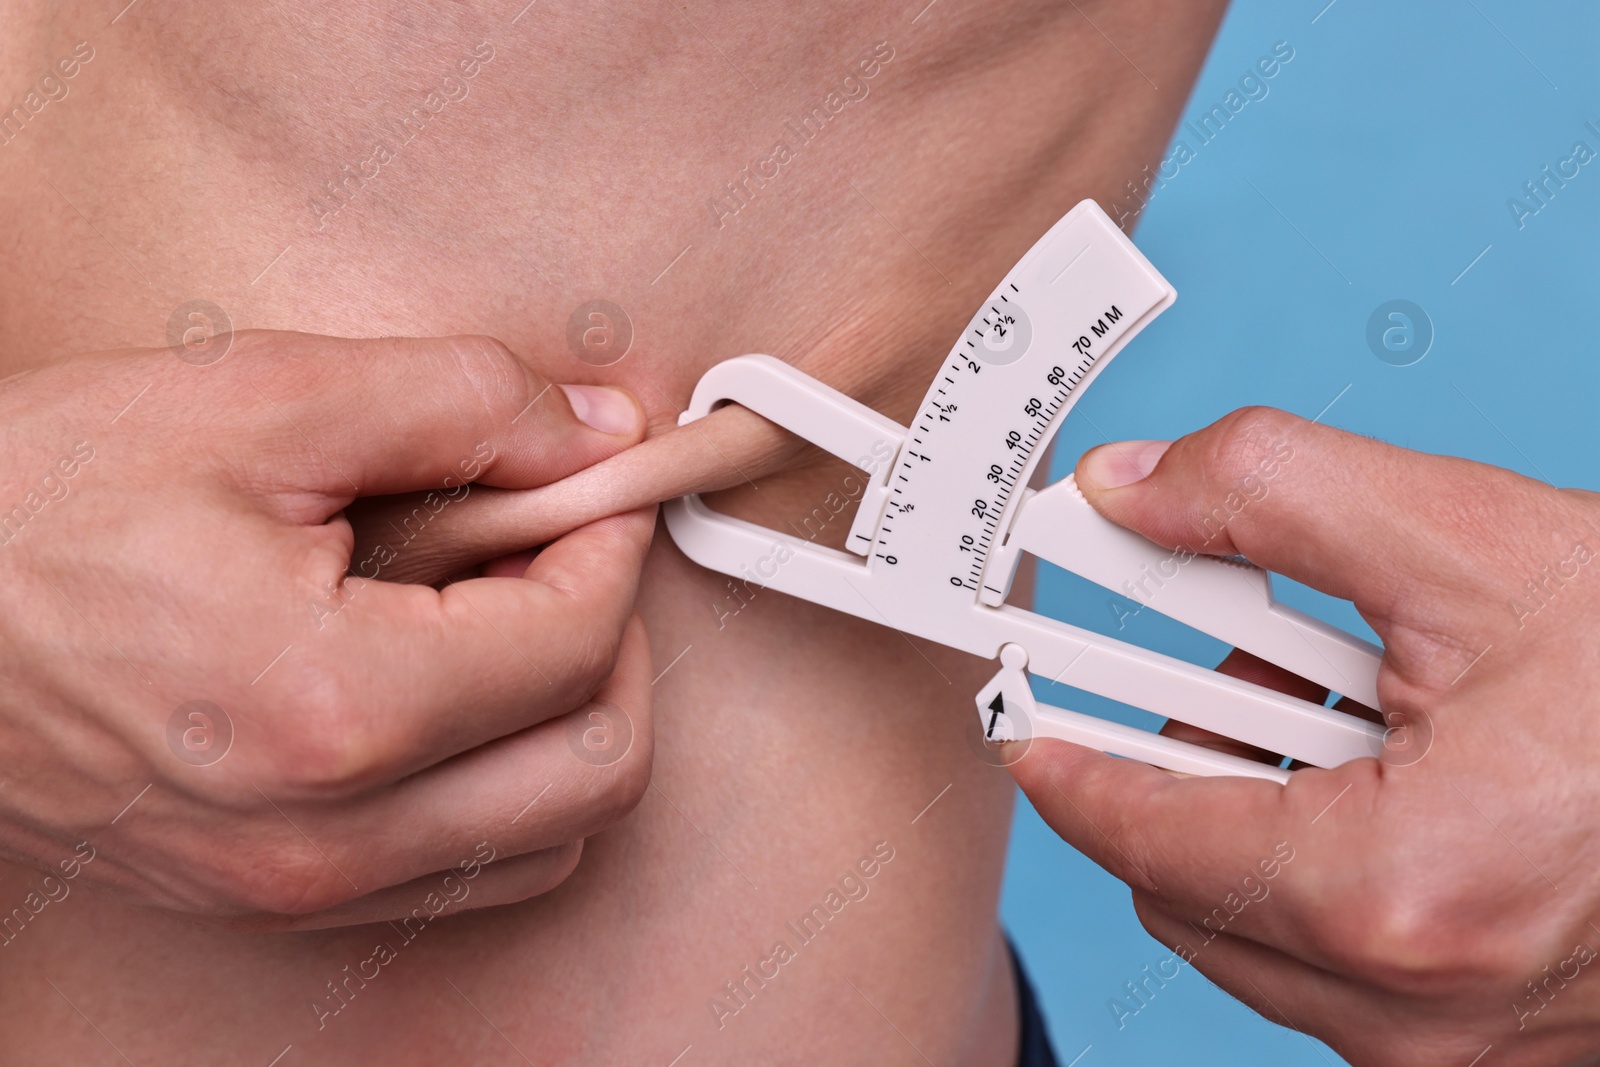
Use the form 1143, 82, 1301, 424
1009, 938, 1061, 1067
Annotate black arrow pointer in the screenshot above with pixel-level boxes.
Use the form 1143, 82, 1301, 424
985, 693, 1005, 739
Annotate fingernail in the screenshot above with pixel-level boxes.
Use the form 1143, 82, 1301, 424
1081, 440, 1171, 490
559, 384, 641, 435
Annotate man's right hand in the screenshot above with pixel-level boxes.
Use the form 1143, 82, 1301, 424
0, 331, 655, 931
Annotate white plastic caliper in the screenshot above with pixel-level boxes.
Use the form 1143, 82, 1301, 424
664, 200, 1384, 783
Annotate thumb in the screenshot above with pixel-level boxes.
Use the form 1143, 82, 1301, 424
1074, 409, 1301, 561
1071, 406, 1547, 617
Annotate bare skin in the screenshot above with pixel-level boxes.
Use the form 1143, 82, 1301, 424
0, 1, 1226, 1063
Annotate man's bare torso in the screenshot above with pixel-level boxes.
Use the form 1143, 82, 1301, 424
0, 1, 1224, 1062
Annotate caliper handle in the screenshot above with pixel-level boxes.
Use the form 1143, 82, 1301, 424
1004, 474, 1382, 708
978, 643, 1292, 782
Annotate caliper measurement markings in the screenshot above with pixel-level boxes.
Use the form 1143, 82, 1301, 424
881, 273, 1120, 596
957, 344, 1100, 591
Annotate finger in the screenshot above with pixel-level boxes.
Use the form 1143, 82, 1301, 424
286, 614, 653, 903
1072, 408, 1568, 629
255, 507, 657, 793
1160, 649, 1330, 764
134, 617, 651, 920
207, 331, 646, 505
1130, 897, 1380, 1060
219, 843, 585, 933
1130, 899, 1506, 1065
1008, 735, 1375, 949
345, 400, 803, 585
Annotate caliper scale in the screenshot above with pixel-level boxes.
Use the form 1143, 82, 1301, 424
666, 201, 1385, 783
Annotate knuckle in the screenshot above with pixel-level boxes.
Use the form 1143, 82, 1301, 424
1202, 406, 1303, 486
210, 838, 357, 915
259, 665, 385, 797
1321, 876, 1529, 995
560, 628, 624, 696
482, 843, 587, 908
438, 334, 539, 422
227, 331, 323, 393
541, 839, 586, 890
579, 720, 654, 831
300, 519, 357, 577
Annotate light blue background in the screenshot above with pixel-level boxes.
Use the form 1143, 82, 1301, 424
1000, 2, 1600, 1063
